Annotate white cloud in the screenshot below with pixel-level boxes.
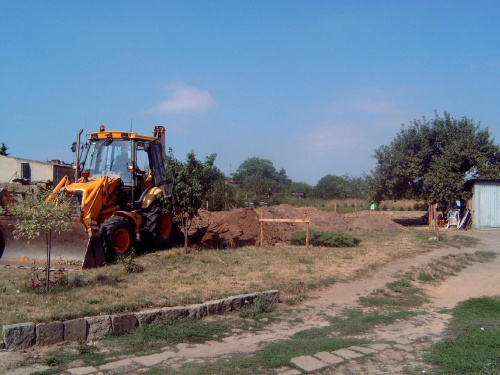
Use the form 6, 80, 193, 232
334, 97, 404, 117
331, 88, 407, 120
301, 88, 409, 157
148, 84, 216, 113
302, 124, 367, 157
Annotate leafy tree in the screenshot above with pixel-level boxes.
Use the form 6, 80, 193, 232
313, 174, 367, 199
233, 157, 291, 202
165, 149, 216, 253
202, 165, 238, 211
370, 112, 500, 204
0, 142, 9, 156
9, 189, 71, 288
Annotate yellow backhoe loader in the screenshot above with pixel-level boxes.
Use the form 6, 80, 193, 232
0, 125, 174, 268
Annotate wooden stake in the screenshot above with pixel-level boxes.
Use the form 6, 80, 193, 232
306, 215, 310, 250
260, 208, 264, 247
433, 203, 439, 240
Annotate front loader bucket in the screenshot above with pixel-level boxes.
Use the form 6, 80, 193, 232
82, 234, 106, 269
0, 217, 90, 268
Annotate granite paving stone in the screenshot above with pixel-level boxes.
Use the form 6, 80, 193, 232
349, 345, 378, 355
313, 351, 345, 365
131, 350, 176, 366
65, 366, 98, 375
369, 343, 392, 350
332, 348, 364, 359
290, 355, 329, 372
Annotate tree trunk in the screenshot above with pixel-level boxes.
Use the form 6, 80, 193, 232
46, 229, 51, 288
183, 217, 188, 254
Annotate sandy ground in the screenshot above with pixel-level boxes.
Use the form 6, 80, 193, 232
2, 228, 499, 374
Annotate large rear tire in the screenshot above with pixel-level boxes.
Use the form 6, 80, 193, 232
100, 216, 136, 262
141, 201, 175, 250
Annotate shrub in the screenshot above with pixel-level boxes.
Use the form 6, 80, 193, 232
290, 230, 360, 247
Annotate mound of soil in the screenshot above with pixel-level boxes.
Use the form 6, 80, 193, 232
189, 208, 261, 247
188, 205, 405, 248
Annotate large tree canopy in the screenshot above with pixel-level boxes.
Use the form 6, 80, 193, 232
313, 174, 368, 199
232, 157, 291, 201
370, 112, 500, 203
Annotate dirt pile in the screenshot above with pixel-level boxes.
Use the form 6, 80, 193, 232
188, 204, 405, 248
189, 208, 261, 247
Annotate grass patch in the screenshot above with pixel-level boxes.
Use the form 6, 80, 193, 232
402, 251, 497, 285
105, 317, 233, 354
1, 230, 431, 326
328, 308, 416, 335
427, 296, 500, 374
359, 278, 429, 308
290, 230, 361, 247
152, 326, 364, 374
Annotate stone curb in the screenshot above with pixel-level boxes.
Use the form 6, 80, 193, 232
1, 290, 279, 350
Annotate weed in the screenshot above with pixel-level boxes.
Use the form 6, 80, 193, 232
284, 295, 308, 306
239, 293, 277, 319
41, 356, 61, 366
386, 279, 412, 293
418, 271, 435, 282
118, 251, 144, 274
77, 339, 100, 355
298, 256, 314, 264
25, 267, 68, 292
67, 273, 88, 288
163, 250, 178, 260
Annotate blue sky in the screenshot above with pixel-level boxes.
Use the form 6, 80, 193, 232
1, 1, 499, 185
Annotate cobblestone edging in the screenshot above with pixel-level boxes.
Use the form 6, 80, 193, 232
1, 290, 279, 350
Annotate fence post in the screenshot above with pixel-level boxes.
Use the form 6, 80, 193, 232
433, 203, 439, 240
306, 216, 310, 250
260, 208, 264, 247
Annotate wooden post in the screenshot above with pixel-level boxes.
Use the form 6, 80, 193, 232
355, 199, 358, 218
260, 208, 264, 247
334, 202, 337, 213
428, 204, 432, 228
306, 215, 310, 250
433, 203, 439, 239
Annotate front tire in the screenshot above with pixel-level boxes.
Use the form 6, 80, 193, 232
100, 216, 137, 262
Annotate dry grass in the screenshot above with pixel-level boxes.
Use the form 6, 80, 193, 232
319, 199, 425, 213
0, 230, 433, 327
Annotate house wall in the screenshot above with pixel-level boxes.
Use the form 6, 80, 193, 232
0, 155, 70, 184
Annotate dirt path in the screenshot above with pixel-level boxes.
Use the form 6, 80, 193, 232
3, 229, 500, 374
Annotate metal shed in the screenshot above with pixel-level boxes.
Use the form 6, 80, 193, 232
469, 180, 500, 229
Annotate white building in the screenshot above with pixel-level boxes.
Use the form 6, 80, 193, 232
0, 155, 72, 185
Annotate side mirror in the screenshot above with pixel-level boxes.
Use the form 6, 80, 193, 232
71, 142, 77, 153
